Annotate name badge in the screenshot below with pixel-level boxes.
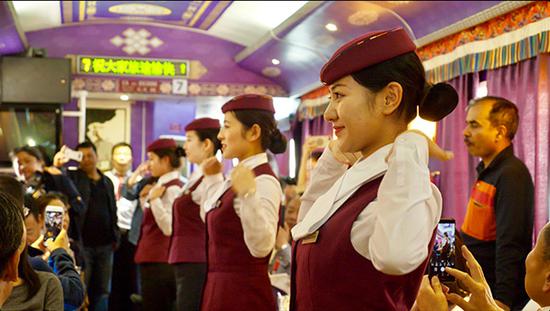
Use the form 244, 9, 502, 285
302, 231, 319, 244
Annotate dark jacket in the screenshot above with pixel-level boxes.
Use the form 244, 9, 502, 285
461, 145, 533, 309
66, 168, 120, 246
128, 176, 156, 246
40, 171, 85, 241
28, 247, 85, 310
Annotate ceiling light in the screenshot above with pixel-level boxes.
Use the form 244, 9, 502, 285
120, 94, 129, 101
325, 23, 338, 32
271, 58, 280, 65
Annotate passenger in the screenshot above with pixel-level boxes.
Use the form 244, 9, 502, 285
54, 141, 119, 311
0, 191, 26, 308
15, 146, 85, 244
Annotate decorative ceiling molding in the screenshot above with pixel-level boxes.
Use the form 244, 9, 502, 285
110, 27, 163, 56
414, 1, 533, 48
60, 1, 231, 30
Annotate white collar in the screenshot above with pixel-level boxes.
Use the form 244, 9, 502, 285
539, 306, 550, 311
190, 165, 203, 180
236, 153, 268, 171
292, 144, 392, 240
185, 166, 204, 190
157, 170, 181, 185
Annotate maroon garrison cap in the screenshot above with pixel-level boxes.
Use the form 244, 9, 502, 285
147, 138, 176, 152
221, 94, 275, 113
184, 118, 220, 131
320, 28, 416, 85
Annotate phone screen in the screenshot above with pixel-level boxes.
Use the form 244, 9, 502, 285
428, 220, 456, 281
44, 209, 63, 242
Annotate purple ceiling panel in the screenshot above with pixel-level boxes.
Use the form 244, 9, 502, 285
0, 1, 27, 55
61, 1, 232, 30
374, 1, 502, 39
238, 1, 506, 96
25, 23, 279, 86
239, 40, 326, 95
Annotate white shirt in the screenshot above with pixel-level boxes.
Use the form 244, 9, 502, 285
105, 169, 136, 230
146, 170, 183, 236
292, 132, 442, 275
520, 300, 546, 311
202, 153, 282, 258
177, 166, 223, 222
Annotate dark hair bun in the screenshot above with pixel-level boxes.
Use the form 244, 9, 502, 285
419, 83, 459, 122
268, 130, 287, 154
175, 146, 186, 158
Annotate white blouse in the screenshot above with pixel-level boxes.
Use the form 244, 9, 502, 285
145, 170, 183, 236
292, 132, 442, 275
202, 153, 282, 258
179, 166, 223, 222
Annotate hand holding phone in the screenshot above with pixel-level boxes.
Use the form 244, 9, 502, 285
44, 205, 64, 243
45, 229, 69, 252
63, 146, 83, 162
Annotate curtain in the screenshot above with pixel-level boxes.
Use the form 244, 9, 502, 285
301, 116, 332, 142
486, 55, 550, 237
434, 73, 479, 228
291, 115, 333, 181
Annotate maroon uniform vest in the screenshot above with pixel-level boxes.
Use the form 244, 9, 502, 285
169, 176, 206, 264
135, 178, 183, 264
291, 176, 435, 311
200, 163, 277, 311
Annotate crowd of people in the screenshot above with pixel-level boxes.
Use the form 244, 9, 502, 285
0, 27, 541, 311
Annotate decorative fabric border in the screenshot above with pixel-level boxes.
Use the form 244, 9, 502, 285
418, 2, 549, 61
418, 1, 550, 83
72, 76, 287, 97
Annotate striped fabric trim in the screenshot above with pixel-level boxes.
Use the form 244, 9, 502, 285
425, 19, 550, 83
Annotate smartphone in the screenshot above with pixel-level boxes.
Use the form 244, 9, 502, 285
44, 205, 64, 242
428, 219, 457, 282
64, 146, 83, 162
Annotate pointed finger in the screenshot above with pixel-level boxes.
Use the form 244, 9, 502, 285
445, 267, 480, 293
461, 245, 485, 282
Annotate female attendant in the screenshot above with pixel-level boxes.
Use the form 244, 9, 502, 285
168, 118, 221, 311
200, 94, 287, 311
290, 28, 458, 310
134, 138, 184, 311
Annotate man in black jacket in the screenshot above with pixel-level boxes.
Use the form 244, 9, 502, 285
64, 142, 119, 311
462, 96, 534, 311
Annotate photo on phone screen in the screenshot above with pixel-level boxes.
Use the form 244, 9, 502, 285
44, 206, 64, 242
428, 220, 456, 281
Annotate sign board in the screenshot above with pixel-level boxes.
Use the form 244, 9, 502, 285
77, 55, 189, 79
